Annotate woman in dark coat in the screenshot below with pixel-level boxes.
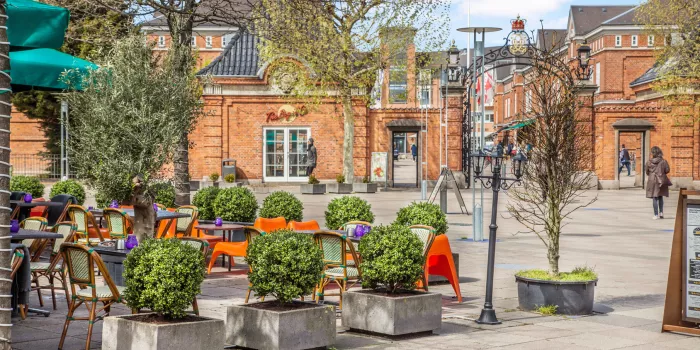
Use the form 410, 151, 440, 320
646, 146, 670, 219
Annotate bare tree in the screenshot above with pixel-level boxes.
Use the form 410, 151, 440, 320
506, 47, 597, 275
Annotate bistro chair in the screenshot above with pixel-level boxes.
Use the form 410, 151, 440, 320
409, 225, 437, 291
29, 197, 46, 217
11, 246, 27, 320
207, 226, 263, 274
59, 243, 125, 350
30, 222, 75, 309
174, 205, 199, 237
313, 231, 361, 309
9, 191, 26, 220
254, 217, 287, 233
20, 217, 49, 261
43, 194, 78, 229
340, 221, 372, 262
243, 227, 265, 303
67, 205, 106, 246
288, 220, 320, 231
103, 208, 133, 239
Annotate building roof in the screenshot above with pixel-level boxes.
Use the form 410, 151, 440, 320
601, 6, 639, 26
197, 30, 260, 76
569, 5, 635, 36
629, 64, 659, 87
536, 29, 567, 50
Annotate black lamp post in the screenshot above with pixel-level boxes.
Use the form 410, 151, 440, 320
576, 40, 592, 80
446, 42, 461, 83
472, 151, 526, 324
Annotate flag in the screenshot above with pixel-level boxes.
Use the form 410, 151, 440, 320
475, 72, 495, 107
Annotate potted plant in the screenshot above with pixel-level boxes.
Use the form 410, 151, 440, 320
506, 48, 598, 315
192, 186, 221, 220
227, 230, 335, 349
394, 202, 458, 283
327, 174, 352, 194
343, 224, 441, 336
300, 174, 326, 194
324, 195, 374, 230
212, 187, 259, 223
103, 239, 223, 350
259, 191, 303, 222
49, 179, 86, 204
220, 173, 241, 188
353, 175, 377, 193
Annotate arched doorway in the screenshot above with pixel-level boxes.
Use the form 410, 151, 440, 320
613, 118, 653, 189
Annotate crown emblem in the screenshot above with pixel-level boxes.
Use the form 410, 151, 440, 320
511, 15, 526, 31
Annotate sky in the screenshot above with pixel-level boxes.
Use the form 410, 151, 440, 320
447, 0, 644, 48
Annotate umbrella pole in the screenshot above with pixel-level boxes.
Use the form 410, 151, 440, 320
0, 2, 13, 348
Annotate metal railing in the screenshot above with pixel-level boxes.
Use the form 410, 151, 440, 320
10, 154, 75, 179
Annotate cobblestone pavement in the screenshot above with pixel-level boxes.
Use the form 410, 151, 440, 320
13, 187, 700, 349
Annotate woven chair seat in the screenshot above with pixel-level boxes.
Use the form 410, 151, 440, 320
30, 261, 62, 271
76, 238, 102, 245
324, 266, 359, 278
77, 285, 125, 299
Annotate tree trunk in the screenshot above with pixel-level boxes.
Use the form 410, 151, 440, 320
341, 92, 354, 183
131, 176, 156, 242
0, 3, 12, 347
174, 133, 190, 205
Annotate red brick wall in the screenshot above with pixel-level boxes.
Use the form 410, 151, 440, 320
10, 108, 46, 156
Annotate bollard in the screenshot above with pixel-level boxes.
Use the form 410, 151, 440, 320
421, 180, 427, 200
474, 204, 483, 241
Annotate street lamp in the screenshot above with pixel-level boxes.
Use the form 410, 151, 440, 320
446, 41, 461, 83
472, 151, 525, 324
576, 40, 592, 80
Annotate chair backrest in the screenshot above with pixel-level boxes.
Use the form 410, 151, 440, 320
254, 217, 287, 233
10, 247, 25, 279
175, 205, 199, 237
313, 231, 359, 269
21, 216, 48, 231
46, 194, 77, 226
409, 225, 437, 257
60, 243, 121, 297
52, 222, 76, 254
104, 208, 130, 239
10, 191, 26, 201
244, 226, 264, 245
340, 221, 372, 231
66, 205, 89, 233
288, 220, 320, 231
179, 237, 210, 256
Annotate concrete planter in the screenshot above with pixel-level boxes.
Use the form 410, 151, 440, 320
353, 183, 377, 193
102, 313, 224, 350
516, 275, 597, 315
327, 183, 353, 194
300, 184, 326, 194
342, 290, 441, 336
219, 182, 242, 189
226, 302, 336, 350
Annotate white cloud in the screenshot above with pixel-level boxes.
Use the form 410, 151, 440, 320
455, 0, 571, 21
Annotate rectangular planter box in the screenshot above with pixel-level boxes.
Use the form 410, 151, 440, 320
219, 182, 242, 188
102, 313, 224, 350
342, 290, 441, 336
353, 183, 377, 193
300, 184, 326, 194
226, 302, 336, 350
327, 183, 353, 194
428, 253, 459, 284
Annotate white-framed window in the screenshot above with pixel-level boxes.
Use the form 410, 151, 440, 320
263, 127, 311, 182
221, 35, 227, 47
417, 69, 432, 107
191, 36, 197, 47
157, 36, 165, 48
514, 93, 518, 115
631, 35, 638, 47
615, 35, 622, 47
647, 35, 654, 47
595, 62, 601, 93
505, 98, 511, 119
205, 36, 213, 48
525, 90, 532, 112
484, 112, 494, 123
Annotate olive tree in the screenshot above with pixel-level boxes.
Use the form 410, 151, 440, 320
505, 46, 597, 275
63, 35, 202, 241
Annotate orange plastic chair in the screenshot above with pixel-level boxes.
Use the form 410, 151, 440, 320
287, 220, 320, 231
254, 217, 287, 233
29, 198, 46, 217
157, 208, 177, 238
425, 234, 462, 302
207, 226, 263, 274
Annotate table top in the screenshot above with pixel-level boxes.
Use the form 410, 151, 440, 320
91, 244, 130, 257
11, 229, 62, 241
195, 223, 244, 231
90, 209, 190, 221
10, 201, 64, 207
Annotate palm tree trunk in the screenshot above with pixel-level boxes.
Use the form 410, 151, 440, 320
0, 2, 13, 348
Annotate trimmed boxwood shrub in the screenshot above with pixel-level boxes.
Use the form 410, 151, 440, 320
324, 195, 374, 230
359, 224, 424, 293
213, 187, 258, 222
394, 202, 448, 234
10, 175, 44, 198
150, 182, 176, 208
49, 179, 86, 205
192, 186, 221, 220
259, 191, 303, 222
246, 230, 323, 303
123, 239, 205, 318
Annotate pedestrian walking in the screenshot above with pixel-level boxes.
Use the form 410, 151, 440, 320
306, 137, 317, 176
646, 146, 671, 220
506, 142, 514, 158
411, 143, 417, 161
618, 144, 631, 176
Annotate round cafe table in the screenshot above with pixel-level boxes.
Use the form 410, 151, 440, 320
194, 223, 245, 270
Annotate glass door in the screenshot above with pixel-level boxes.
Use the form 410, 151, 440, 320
263, 127, 310, 182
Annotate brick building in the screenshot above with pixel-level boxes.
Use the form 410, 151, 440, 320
492, 5, 700, 190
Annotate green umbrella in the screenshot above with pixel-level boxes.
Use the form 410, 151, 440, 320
6, 0, 69, 50
9, 48, 97, 91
